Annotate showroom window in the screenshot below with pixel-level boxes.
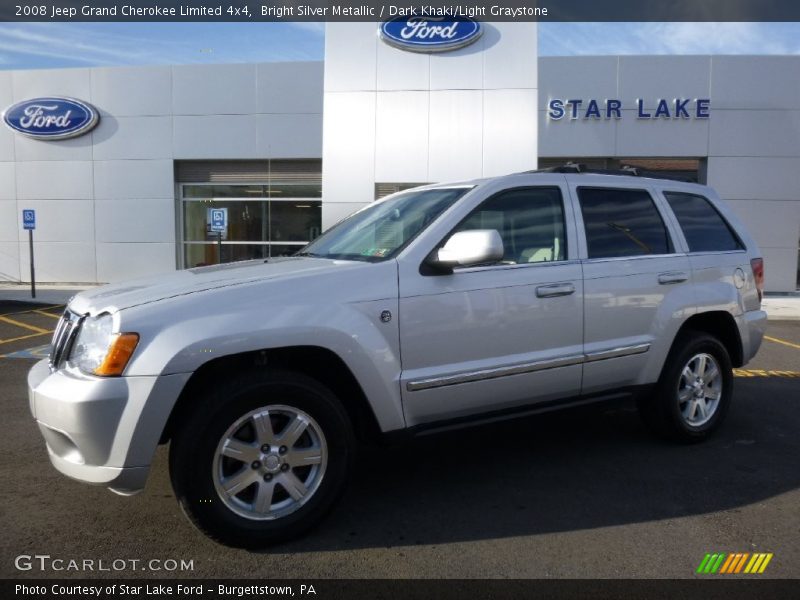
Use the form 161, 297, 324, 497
177, 160, 321, 268
375, 182, 429, 199
578, 187, 673, 259
539, 158, 703, 183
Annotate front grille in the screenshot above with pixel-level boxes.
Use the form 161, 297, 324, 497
49, 310, 83, 371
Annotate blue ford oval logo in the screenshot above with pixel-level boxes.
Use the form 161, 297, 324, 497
3, 97, 99, 140
380, 16, 482, 53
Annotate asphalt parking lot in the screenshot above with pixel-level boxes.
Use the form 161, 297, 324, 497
0, 301, 798, 580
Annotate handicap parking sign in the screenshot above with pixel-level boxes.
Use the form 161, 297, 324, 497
209, 208, 228, 233
22, 209, 36, 230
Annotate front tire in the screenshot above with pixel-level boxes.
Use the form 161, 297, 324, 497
638, 331, 734, 443
169, 368, 355, 548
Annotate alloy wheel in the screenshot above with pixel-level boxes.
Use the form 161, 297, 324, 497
677, 352, 723, 427
212, 405, 328, 520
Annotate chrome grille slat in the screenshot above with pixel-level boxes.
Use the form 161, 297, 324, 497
54, 321, 74, 367
61, 319, 83, 366
49, 310, 82, 371
51, 319, 70, 368
48, 313, 69, 369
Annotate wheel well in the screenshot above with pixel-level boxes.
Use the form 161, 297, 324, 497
677, 311, 744, 367
160, 346, 382, 445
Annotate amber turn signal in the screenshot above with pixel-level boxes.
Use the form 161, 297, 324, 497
94, 333, 139, 376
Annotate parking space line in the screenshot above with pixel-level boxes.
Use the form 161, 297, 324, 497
1, 304, 64, 317
0, 315, 50, 334
33, 310, 61, 319
764, 335, 800, 351
0, 343, 50, 359
734, 369, 800, 378
0, 331, 52, 346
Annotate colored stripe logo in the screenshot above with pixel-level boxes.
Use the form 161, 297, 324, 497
697, 552, 773, 574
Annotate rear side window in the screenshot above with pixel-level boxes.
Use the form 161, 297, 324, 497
664, 192, 744, 252
578, 187, 673, 259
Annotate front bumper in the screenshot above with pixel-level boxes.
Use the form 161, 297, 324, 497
28, 359, 190, 494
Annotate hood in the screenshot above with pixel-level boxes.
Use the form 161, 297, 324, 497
69, 257, 368, 314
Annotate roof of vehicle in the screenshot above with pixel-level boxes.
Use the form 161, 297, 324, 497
521, 163, 709, 188
421, 164, 712, 194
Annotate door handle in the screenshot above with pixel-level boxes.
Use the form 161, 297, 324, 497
536, 283, 576, 298
658, 271, 689, 285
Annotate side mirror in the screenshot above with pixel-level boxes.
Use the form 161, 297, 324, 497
427, 230, 504, 273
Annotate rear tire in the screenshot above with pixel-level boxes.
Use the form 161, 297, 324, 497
169, 368, 355, 548
638, 331, 733, 443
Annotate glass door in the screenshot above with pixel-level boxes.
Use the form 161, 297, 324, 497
180, 183, 322, 268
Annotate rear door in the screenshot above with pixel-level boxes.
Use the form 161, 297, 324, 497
569, 180, 693, 394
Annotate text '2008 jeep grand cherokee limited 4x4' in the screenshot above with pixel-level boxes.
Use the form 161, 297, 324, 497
28, 168, 767, 548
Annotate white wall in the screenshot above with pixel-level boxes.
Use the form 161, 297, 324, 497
322, 22, 539, 229
0, 61, 323, 283
539, 55, 800, 293
2, 52, 798, 292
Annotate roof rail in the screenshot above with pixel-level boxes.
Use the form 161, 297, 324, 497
523, 162, 643, 177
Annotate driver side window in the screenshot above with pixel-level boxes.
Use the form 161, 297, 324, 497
453, 187, 567, 264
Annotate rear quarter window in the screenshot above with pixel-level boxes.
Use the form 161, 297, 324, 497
664, 192, 744, 253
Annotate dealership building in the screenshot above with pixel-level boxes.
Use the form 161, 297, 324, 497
0, 22, 798, 291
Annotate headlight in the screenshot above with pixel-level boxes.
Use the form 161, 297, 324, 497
69, 313, 139, 376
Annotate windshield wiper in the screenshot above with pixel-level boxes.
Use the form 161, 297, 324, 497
294, 251, 322, 258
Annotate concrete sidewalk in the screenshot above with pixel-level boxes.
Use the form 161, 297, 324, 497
1, 282, 799, 319
762, 295, 800, 321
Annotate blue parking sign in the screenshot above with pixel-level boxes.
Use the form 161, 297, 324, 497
209, 208, 227, 233
22, 209, 36, 230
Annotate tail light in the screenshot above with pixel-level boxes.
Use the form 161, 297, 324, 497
750, 258, 764, 303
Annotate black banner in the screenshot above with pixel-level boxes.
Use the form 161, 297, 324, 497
4, 579, 800, 600
2, 1, 800, 22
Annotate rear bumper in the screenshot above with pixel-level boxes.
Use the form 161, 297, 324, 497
738, 309, 768, 365
28, 359, 190, 494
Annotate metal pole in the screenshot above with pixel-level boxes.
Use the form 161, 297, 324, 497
29, 229, 36, 298
217, 231, 222, 264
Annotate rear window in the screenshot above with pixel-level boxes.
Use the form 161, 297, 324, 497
664, 192, 744, 253
578, 187, 673, 259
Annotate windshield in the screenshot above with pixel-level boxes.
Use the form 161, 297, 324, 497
297, 187, 471, 261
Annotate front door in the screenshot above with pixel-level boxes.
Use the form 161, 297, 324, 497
398, 185, 584, 426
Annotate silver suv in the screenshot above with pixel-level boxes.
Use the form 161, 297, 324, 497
28, 169, 767, 548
